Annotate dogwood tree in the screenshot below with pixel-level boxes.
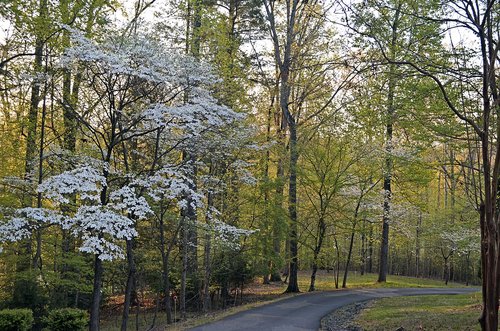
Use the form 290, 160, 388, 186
0, 27, 255, 330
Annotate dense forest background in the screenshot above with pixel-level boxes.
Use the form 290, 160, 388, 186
0, 0, 498, 330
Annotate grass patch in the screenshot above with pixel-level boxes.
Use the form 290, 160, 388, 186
355, 292, 484, 331
296, 270, 465, 291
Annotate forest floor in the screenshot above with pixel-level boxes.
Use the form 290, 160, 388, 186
100, 270, 467, 331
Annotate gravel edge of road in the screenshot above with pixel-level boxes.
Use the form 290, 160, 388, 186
319, 300, 372, 331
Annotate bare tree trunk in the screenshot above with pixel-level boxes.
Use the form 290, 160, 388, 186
158, 201, 174, 324
342, 225, 356, 288
180, 216, 188, 320
415, 212, 422, 277
121, 239, 136, 331
202, 192, 214, 312
285, 123, 299, 293
308, 217, 326, 292
378, 4, 400, 284
90, 255, 103, 331
264, 0, 301, 293
378, 73, 395, 282
368, 223, 373, 274
333, 234, 340, 289
32, 74, 47, 271
271, 82, 285, 282
361, 221, 366, 276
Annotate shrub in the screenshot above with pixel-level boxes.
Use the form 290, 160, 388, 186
0, 309, 34, 331
44, 308, 88, 331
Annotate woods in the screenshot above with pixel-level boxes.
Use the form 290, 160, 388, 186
0, 0, 498, 330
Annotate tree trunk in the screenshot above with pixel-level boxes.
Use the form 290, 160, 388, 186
415, 212, 422, 277
378, 68, 395, 283
368, 224, 373, 274
285, 123, 299, 293
342, 226, 356, 288
309, 217, 326, 292
158, 202, 173, 324
89, 255, 103, 331
378, 4, 400, 284
33, 84, 47, 271
308, 260, 318, 292
180, 216, 188, 320
334, 235, 340, 289
271, 82, 285, 283
361, 221, 366, 276
202, 192, 214, 312
121, 239, 136, 331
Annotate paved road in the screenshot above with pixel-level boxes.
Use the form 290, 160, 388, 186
190, 287, 479, 331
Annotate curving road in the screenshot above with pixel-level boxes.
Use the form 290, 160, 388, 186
190, 287, 479, 331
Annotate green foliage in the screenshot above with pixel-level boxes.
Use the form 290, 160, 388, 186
10, 273, 48, 325
212, 250, 254, 289
43, 308, 88, 331
0, 309, 34, 331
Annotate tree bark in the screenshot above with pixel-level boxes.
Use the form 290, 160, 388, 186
377, 3, 400, 284
285, 123, 299, 293
308, 217, 326, 292
378, 62, 396, 283
202, 191, 214, 312
120, 239, 136, 331
90, 255, 103, 331
342, 226, 356, 288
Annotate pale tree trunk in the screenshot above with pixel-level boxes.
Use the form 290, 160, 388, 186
415, 212, 422, 277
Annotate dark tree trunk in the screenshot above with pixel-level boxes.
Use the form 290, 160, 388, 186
159, 203, 173, 324
308, 262, 318, 292
368, 224, 373, 274
33, 84, 47, 271
309, 217, 326, 292
378, 4, 400, 284
89, 256, 103, 331
271, 88, 285, 283
333, 235, 340, 289
342, 226, 356, 288
202, 192, 214, 312
180, 217, 188, 320
285, 124, 299, 293
264, 0, 300, 293
360, 221, 366, 276
121, 239, 136, 331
